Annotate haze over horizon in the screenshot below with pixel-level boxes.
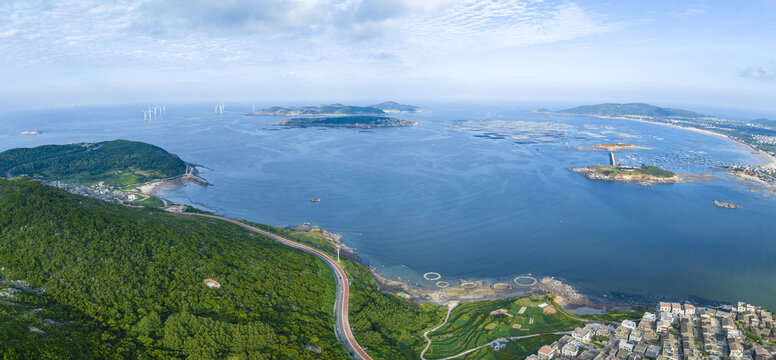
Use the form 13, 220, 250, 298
1, 0, 775, 113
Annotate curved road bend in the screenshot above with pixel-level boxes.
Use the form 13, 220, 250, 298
178, 212, 372, 360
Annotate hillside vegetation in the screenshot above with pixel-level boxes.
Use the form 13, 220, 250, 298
0, 140, 187, 186
0, 178, 346, 359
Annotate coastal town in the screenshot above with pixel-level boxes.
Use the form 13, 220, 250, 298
46, 180, 144, 204
523, 301, 776, 360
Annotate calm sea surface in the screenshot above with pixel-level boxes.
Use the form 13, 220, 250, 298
2, 103, 775, 308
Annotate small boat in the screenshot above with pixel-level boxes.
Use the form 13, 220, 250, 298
309, 198, 321, 203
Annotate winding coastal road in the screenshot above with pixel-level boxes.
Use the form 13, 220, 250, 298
177, 212, 372, 360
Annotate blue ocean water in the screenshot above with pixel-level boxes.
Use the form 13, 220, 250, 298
2, 103, 775, 308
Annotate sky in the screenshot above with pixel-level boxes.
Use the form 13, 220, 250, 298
0, 0, 775, 113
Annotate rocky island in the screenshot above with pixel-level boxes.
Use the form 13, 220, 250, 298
713, 200, 739, 209
569, 164, 684, 185
570, 142, 651, 151
278, 115, 418, 128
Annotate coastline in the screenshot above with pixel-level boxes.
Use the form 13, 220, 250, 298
136, 163, 210, 202
542, 111, 776, 169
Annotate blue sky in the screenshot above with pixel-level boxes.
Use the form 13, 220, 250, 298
1, 0, 775, 113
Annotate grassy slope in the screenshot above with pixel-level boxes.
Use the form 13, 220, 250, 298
423, 295, 584, 359
0, 178, 346, 359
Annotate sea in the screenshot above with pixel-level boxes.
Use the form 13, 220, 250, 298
2, 102, 776, 309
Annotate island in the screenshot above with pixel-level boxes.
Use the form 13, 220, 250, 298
713, 200, 740, 209
278, 115, 418, 128
539, 103, 706, 119
570, 143, 651, 151
369, 101, 420, 113
251, 103, 385, 116
569, 164, 683, 185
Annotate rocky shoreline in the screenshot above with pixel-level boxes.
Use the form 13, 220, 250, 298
285, 223, 360, 261
713, 200, 739, 209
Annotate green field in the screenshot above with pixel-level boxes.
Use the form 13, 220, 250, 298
124, 195, 166, 207
464, 334, 563, 360
423, 296, 584, 359
582, 308, 647, 323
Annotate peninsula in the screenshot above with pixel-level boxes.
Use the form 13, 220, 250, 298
0, 139, 187, 186
0, 140, 207, 207
279, 115, 419, 128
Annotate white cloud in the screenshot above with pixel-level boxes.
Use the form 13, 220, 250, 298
739, 66, 775, 80
0, 0, 620, 70
397, 1, 621, 53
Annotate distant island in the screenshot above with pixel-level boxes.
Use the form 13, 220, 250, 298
369, 101, 420, 113
570, 143, 651, 151
250, 102, 420, 116
538, 103, 706, 119
569, 164, 683, 185
278, 115, 419, 128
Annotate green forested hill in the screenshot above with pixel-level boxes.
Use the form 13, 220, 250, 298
551, 103, 705, 119
0, 140, 187, 186
0, 178, 345, 359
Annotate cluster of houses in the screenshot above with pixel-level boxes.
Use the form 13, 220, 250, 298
524, 301, 776, 360
47, 181, 142, 204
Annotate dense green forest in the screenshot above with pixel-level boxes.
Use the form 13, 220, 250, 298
0, 178, 346, 359
0, 140, 187, 186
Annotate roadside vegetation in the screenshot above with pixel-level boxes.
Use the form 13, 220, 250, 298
239, 218, 448, 359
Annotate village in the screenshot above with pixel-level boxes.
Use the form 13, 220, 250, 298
46, 181, 142, 204
523, 301, 776, 360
